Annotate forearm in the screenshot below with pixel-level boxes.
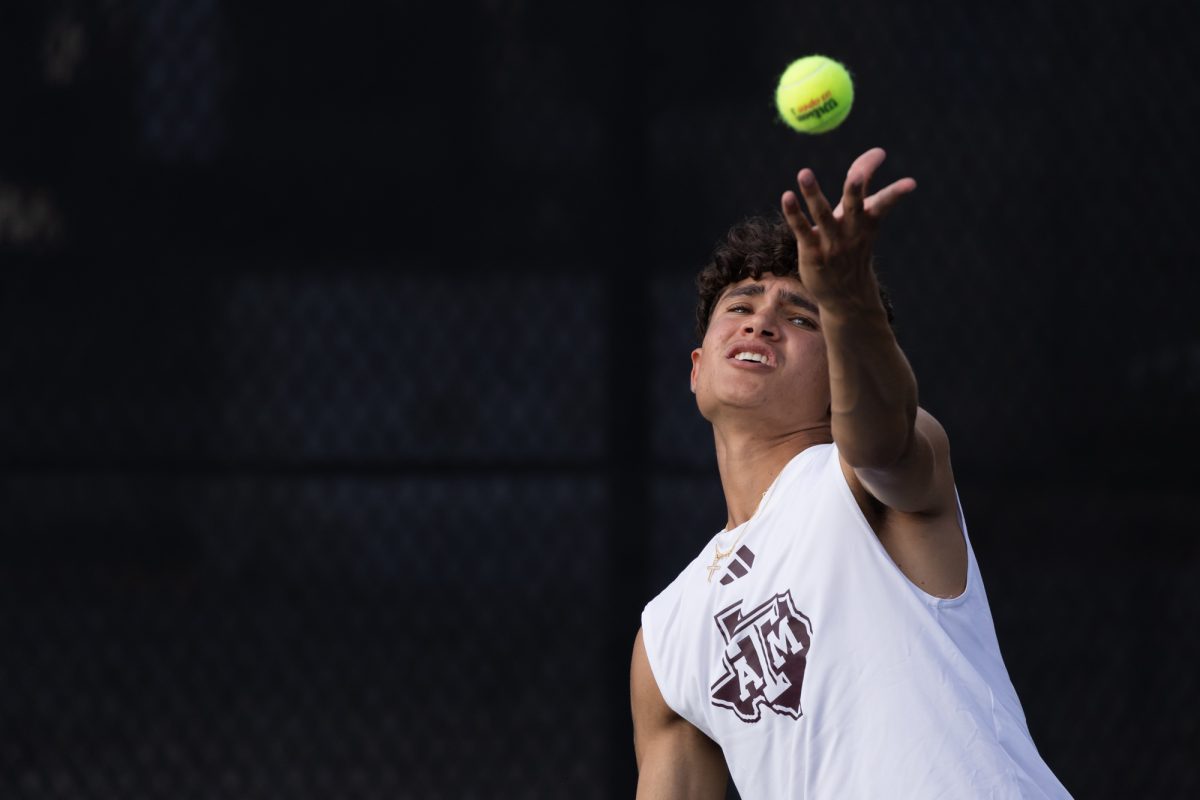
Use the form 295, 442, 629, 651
821, 298, 918, 468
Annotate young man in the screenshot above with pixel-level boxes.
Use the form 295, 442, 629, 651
630, 149, 1071, 798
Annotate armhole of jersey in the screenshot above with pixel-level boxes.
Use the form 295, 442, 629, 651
640, 600, 687, 727
641, 587, 720, 741
828, 444, 976, 608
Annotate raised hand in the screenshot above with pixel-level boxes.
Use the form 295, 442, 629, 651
780, 147, 916, 318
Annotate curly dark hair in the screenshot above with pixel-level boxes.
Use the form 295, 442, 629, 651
694, 215, 895, 341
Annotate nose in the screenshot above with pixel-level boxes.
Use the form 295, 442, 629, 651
743, 314, 777, 339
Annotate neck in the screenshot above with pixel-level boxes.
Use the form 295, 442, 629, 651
712, 421, 832, 530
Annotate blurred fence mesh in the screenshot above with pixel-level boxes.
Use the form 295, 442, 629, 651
2, 0, 1198, 798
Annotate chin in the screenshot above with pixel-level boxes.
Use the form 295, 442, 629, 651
705, 392, 771, 418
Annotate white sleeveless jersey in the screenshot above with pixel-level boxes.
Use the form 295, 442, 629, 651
641, 444, 1071, 799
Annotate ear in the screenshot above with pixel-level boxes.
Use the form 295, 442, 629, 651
690, 348, 702, 394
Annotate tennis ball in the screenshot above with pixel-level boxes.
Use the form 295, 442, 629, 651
775, 55, 854, 134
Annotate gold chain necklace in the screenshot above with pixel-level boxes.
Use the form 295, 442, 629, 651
705, 476, 780, 583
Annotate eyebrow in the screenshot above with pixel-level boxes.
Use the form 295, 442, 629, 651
721, 283, 819, 316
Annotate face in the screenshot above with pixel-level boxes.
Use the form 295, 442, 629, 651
690, 273, 831, 430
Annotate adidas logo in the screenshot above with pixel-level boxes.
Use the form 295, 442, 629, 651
719, 546, 756, 585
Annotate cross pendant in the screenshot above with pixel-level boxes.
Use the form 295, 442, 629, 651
706, 560, 723, 582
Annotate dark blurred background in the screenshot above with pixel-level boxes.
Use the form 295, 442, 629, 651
2, 0, 1197, 797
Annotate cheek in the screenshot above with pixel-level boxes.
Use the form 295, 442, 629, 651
695, 353, 718, 393
695, 351, 730, 401
792, 341, 831, 386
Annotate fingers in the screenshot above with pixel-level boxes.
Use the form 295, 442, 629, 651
840, 174, 865, 223
841, 148, 886, 225
864, 177, 917, 219
796, 168, 837, 237
787, 148, 916, 235
845, 148, 916, 220
846, 147, 888, 191
781, 191, 818, 248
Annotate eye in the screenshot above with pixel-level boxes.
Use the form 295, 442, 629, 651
789, 315, 817, 329
728, 304, 752, 314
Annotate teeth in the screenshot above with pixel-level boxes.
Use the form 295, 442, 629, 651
735, 352, 767, 363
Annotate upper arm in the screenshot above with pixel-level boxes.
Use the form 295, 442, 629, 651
841, 408, 967, 598
630, 628, 728, 800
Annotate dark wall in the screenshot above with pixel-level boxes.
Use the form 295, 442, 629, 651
2, 0, 1196, 797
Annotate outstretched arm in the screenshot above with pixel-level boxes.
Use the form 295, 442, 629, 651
631, 628, 728, 799
782, 147, 919, 472
781, 149, 964, 594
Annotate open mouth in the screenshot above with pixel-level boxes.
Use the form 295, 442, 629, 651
726, 343, 775, 367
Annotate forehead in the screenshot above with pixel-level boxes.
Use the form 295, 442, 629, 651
716, 273, 809, 303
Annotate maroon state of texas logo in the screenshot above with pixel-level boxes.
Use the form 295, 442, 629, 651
710, 590, 813, 723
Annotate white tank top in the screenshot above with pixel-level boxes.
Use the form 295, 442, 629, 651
641, 444, 1071, 799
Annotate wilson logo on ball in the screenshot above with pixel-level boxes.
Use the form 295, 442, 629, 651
775, 55, 854, 134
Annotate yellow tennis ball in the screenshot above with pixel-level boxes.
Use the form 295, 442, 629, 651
775, 55, 854, 134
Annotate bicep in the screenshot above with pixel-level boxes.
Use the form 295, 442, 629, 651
631, 628, 728, 800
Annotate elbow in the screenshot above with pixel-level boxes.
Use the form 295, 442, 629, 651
840, 434, 913, 470
835, 411, 917, 470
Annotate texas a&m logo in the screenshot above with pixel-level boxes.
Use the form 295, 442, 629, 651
710, 590, 812, 723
